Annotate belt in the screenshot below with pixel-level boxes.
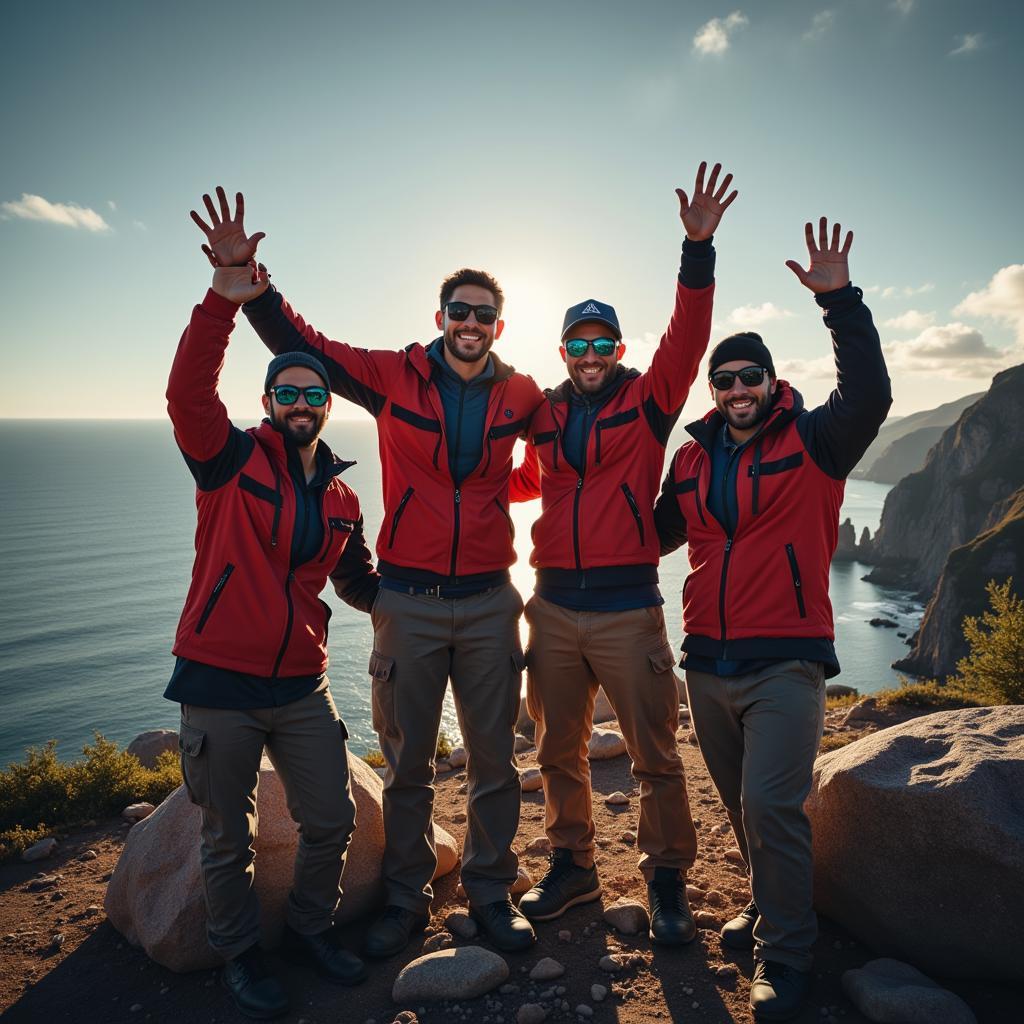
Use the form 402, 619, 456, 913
379, 577, 504, 599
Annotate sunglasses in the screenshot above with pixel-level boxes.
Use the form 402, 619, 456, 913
709, 366, 770, 391
444, 301, 499, 325
564, 337, 618, 358
267, 385, 329, 407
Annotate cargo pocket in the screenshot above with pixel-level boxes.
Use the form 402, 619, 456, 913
648, 642, 677, 675
509, 649, 527, 726
368, 650, 398, 738
178, 720, 211, 808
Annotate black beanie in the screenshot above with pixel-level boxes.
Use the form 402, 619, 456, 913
264, 352, 330, 392
707, 332, 776, 377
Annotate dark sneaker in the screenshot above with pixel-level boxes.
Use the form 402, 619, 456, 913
749, 958, 813, 1021
363, 905, 429, 959
279, 923, 368, 985
222, 944, 289, 1020
518, 848, 602, 922
721, 899, 758, 951
470, 897, 537, 952
647, 867, 696, 946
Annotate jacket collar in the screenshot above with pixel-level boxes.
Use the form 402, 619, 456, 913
254, 419, 355, 481
685, 379, 805, 452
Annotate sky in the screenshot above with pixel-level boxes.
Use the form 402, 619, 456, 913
1, 0, 1022, 422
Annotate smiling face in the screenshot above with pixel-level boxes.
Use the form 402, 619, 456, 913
261, 366, 331, 447
560, 321, 625, 395
710, 359, 777, 441
435, 283, 505, 368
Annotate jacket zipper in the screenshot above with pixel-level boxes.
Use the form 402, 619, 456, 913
448, 383, 467, 579
718, 442, 744, 655
195, 562, 234, 634
388, 487, 414, 547
620, 483, 645, 545
786, 543, 807, 618
271, 571, 295, 676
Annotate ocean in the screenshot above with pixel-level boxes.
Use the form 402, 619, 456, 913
0, 421, 922, 765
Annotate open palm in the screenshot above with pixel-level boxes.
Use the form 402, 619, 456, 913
190, 186, 266, 268
676, 162, 738, 242
786, 218, 853, 294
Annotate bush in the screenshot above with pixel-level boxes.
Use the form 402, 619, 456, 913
873, 678, 981, 709
0, 734, 183, 862
825, 693, 860, 710
950, 577, 1024, 705
361, 748, 386, 769
435, 731, 454, 760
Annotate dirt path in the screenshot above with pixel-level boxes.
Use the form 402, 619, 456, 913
0, 727, 1012, 1023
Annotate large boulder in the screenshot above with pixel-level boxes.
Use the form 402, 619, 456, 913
126, 729, 178, 768
807, 705, 1024, 981
105, 753, 459, 972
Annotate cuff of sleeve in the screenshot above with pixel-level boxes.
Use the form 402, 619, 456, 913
242, 286, 276, 317
815, 283, 862, 314
679, 235, 716, 290
202, 289, 241, 320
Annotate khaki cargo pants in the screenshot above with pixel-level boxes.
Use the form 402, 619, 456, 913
179, 679, 355, 961
524, 595, 698, 879
369, 583, 525, 913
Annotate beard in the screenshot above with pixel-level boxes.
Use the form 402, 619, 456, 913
717, 389, 773, 431
272, 407, 326, 447
443, 324, 494, 365
568, 361, 615, 394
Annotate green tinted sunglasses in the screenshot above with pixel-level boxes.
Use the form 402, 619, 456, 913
564, 337, 618, 358
268, 385, 329, 407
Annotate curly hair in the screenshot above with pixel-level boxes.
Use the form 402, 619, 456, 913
439, 268, 505, 315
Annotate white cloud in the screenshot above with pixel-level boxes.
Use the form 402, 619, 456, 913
949, 33, 983, 57
1, 193, 111, 232
953, 264, 1024, 340
693, 11, 748, 56
107, 200, 117, 211
133, 219, 148, 231
775, 355, 836, 381
891, 0, 915, 16
727, 302, 795, 327
803, 10, 834, 42
867, 282, 935, 299
884, 322, 1015, 378
883, 309, 935, 331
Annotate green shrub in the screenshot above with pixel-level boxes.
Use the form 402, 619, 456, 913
435, 731, 454, 760
950, 578, 1024, 705
873, 678, 980, 709
361, 748, 386, 769
0, 734, 183, 862
825, 693, 860, 710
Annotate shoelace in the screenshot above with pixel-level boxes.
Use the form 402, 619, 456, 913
651, 879, 686, 916
541, 852, 576, 884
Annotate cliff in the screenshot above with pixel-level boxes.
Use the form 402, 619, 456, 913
867, 364, 1024, 596
894, 486, 1024, 677
856, 425, 945, 484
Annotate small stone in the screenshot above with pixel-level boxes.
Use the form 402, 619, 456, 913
687, 730, 699, 745
529, 957, 564, 981
453, 811, 467, 824
499, 983, 518, 994
694, 911, 720, 928
517, 1006, 547, 1024
557, 930, 571, 943
588, 729, 626, 760
619, 831, 637, 845
519, 768, 543, 793
421, 931, 454, 953
604, 791, 630, 806
448, 747, 468, 769
79, 850, 98, 861
686, 885, 704, 903
445, 912, 479, 940
523, 836, 552, 856
603, 900, 649, 935
514, 733, 533, 753
121, 802, 156, 822
27, 876, 59, 892
598, 954, 625, 973
458, 783, 468, 794
50, 933, 65, 949
715, 965, 737, 982
724, 848, 745, 864
702, 889, 727, 907
21, 838, 57, 862
575, 1006, 593, 1018
590, 984, 607, 1002
511, 866, 533, 895
392, 947, 509, 1002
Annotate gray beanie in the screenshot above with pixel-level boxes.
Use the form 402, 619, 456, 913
707, 332, 776, 377
264, 352, 330, 393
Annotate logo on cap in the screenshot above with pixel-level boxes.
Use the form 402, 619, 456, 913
580, 302, 603, 316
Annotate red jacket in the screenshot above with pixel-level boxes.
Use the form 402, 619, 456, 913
509, 276, 714, 582
244, 288, 545, 580
167, 290, 375, 677
654, 285, 891, 668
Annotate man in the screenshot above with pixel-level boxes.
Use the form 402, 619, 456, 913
654, 219, 891, 1019
167, 225, 380, 1019
507, 163, 736, 944
192, 188, 545, 955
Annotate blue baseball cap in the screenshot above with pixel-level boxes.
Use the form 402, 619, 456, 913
561, 299, 621, 341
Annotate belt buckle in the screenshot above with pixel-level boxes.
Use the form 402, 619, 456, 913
424, 584, 443, 598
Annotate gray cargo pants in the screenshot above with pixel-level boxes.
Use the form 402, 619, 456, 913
369, 583, 524, 914
179, 679, 355, 961
685, 659, 826, 970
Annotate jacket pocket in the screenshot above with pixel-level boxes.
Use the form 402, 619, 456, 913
178, 720, 210, 807
368, 650, 398, 737
195, 563, 234, 634
318, 516, 355, 563
595, 407, 639, 464
494, 497, 515, 541
388, 488, 414, 548
647, 642, 677, 675
785, 543, 807, 618
620, 483, 645, 545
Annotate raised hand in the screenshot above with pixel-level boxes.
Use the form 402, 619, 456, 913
190, 186, 266, 268
676, 161, 738, 242
785, 218, 853, 294
211, 261, 270, 305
